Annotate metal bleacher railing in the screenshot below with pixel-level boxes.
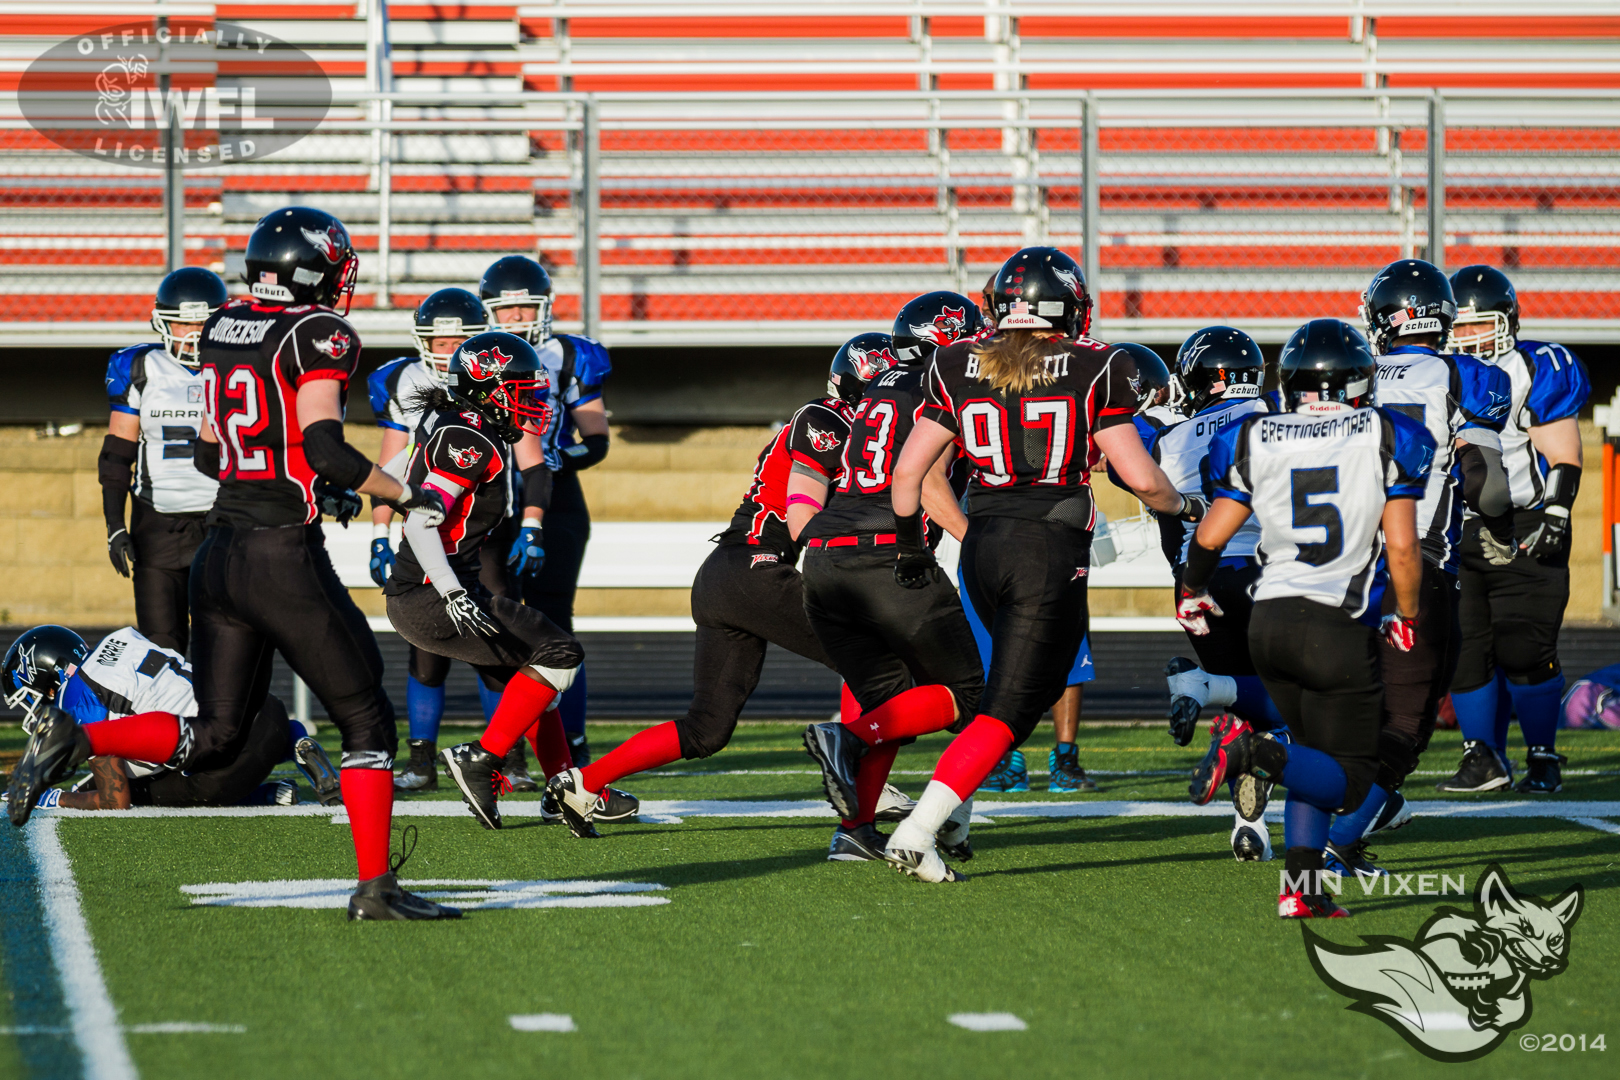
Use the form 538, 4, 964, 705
2, 2, 1617, 348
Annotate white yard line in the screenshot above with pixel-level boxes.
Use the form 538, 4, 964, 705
25, 816, 139, 1080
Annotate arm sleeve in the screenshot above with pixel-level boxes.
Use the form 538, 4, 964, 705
921, 358, 960, 434
283, 313, 361, 387
1381, 410, 1437, 497
194, 437, 219, 480
1206, 422, 1252, 505
98, 435, 137, 531
1523, 342, 1591, 426
785, 406, 849, 480
559, 432, 609, 471
301, 419, 375, 490
520, 463, 552, 513
401, 510, 464, 599
1456, 442, 1513, 518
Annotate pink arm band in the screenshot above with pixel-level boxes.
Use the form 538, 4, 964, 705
787, 493, 824, 512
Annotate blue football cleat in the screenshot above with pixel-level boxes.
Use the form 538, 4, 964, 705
1047, 745, 1096, 792
978, 750, 1029, 793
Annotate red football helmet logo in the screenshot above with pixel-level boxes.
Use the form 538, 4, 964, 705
807, 425, 841, 453
448, 444, 483, 469
460, 344, 511, 381
300, 225, 346, 264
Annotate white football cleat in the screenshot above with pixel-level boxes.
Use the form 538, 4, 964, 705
882, 819, 967, 883
873, 782, 916, 823
1230, 814, 1273, 862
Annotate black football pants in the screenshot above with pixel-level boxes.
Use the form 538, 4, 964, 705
1376, 561, 1460, 790
136, 693, 291, 807
522, 469, 590, 633
408, 524, 522, 693
678, 542, 836, 759
1173, 558, 1261, 676
1248, 596, 1382, 814
958, 516, 1090, 744
189, 524, 396, 771
387, 577, 583, 690
130, 500, 206, 655
802, 543, 982, 720
1454, 513, 1569, 693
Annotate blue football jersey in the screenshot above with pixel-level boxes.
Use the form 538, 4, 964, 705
1475, 340, 1590, 509
536, 333, 612, 471
1373, 345, 1510, 572
1210, 403, 1435, 616
1147, 396, 1270, 562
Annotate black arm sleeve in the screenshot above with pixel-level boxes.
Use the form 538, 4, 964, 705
98, 434, 137, 532
194, 437, 219, 482
559, 432, 609, 472
301, 418, 375, 490
1182, 536, 1222, 592
520, 464, 553, 513
895, 508, 927, 556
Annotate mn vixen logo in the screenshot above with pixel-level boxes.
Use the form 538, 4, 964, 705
1304, 864, 1583, 1062
448, 444, 483, 470
806, 425, 841, 453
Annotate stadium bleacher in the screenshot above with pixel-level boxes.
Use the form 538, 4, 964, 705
1, 1, 1616, 347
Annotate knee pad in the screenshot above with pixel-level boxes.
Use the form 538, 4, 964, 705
1375, 729, 1423, 792
1492, 620, 1559, 684
1337, 757, 1379, 816
674, 715, 735, 761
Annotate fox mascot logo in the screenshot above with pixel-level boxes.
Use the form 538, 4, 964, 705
1304, 865, 1582, 1061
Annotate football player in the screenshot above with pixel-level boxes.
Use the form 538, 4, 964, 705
479, 256, 612, 766
100, 267, 228, 653
384, 332, 599, 832
2, 625, 337, 810
1442, 265, 1591, 794
1318, 261, 1513, 877
798, 326, 985, 861
543, 337, 889, 837
1182, 319, 1435, 918
880, 248, 1199, 883
367, 288, 559, 793
8, 207, 459, 921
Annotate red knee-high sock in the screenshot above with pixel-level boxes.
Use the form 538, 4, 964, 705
479, 672, 559, 758
579, 720, 682, 794
526, 707, 574, 778
842, 743, 900, 830
844, 685, 956, 747
839, 682, 861, 725
340, 768, 393, 882
933, 716, 1016, 800
83, 711, 180, 763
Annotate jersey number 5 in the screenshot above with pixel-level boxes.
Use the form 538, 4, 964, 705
1290, 466, 1344, 566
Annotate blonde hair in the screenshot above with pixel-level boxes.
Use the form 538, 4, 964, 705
969, 330, 1061, 394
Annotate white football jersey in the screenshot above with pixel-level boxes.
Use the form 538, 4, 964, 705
105, 345, 219, 515
75, 627, 196, 777
1210, 403, 1434, 616
367, 355, 442, 441
1150, 397, 1268, 562
1472, 340, 1590, 509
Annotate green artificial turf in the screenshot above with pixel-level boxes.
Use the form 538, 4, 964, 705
3, 723, 1619, 1079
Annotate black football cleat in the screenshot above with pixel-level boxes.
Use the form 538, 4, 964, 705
1515, 746, 1566, 794
803, 721, 862, 820
440, 742, 507, 829
347, 872, 462, 921
1324, 839, 1387, 880
1367, 789, 1412, 835
1434, 740, 1511, 793
544, 769, 601, 839
827, 823, 887, 861
1231, 823, 1272, 862
393, 739, 438, 792
293, 737, 343, 807
1164, 656, 1206, 746
1189, 714, 1256, 806
567, 732, 591, 768
591, 785, 639, 824
7, 706, 89, 827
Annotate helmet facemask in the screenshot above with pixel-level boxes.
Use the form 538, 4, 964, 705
151, 299, 217, 367
413, 316, 485, 385
1449, 308, 1515, 361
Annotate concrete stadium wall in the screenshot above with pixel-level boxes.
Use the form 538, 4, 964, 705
0, 422, 1609, 629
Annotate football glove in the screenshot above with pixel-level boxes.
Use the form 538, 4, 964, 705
398, 483, 449, 528
1176, 493, 1209, 523
1379, 612, 1417, 653
369, 538, 395, 587
107, 527, 135, 578
894, 550, 940, 590
444, 589, 499, 638
314, 478, 363, 526
507, 526, 545, 579
1519, 506, 1570, 561
1478, 521, 1517, 567
1175, 586, 1222, 636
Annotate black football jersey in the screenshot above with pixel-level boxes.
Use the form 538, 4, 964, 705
721, 396, 853, 555
923, 335, 1138, 527
807, 365, 939, 541
390, 408, 511, 588
198, 298, 362, 528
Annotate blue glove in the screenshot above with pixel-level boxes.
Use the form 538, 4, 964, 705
507, 526, 545, 579
369, 537, 395, 587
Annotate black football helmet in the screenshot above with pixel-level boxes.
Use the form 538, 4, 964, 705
1278, 319, 1377, 410
478, 256, 554, 344
151, 267, 229, 366
1449, 264, 1519, 360
243, 206, 358, 313
1361, 258, 1456, 353
3, 625, 88, 729
985, 246, 1092, 340
891, 291, 984, 364
1175, 325, 1265, 413
412, 288, 489, 383
1106, 342, 1174, 416
828, 332, 896, 404
446, 331, 551, 444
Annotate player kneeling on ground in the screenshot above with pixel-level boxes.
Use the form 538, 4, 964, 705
3, 625, 338, 811
1180, 319, 1435, 919
385, 332, 595, 831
